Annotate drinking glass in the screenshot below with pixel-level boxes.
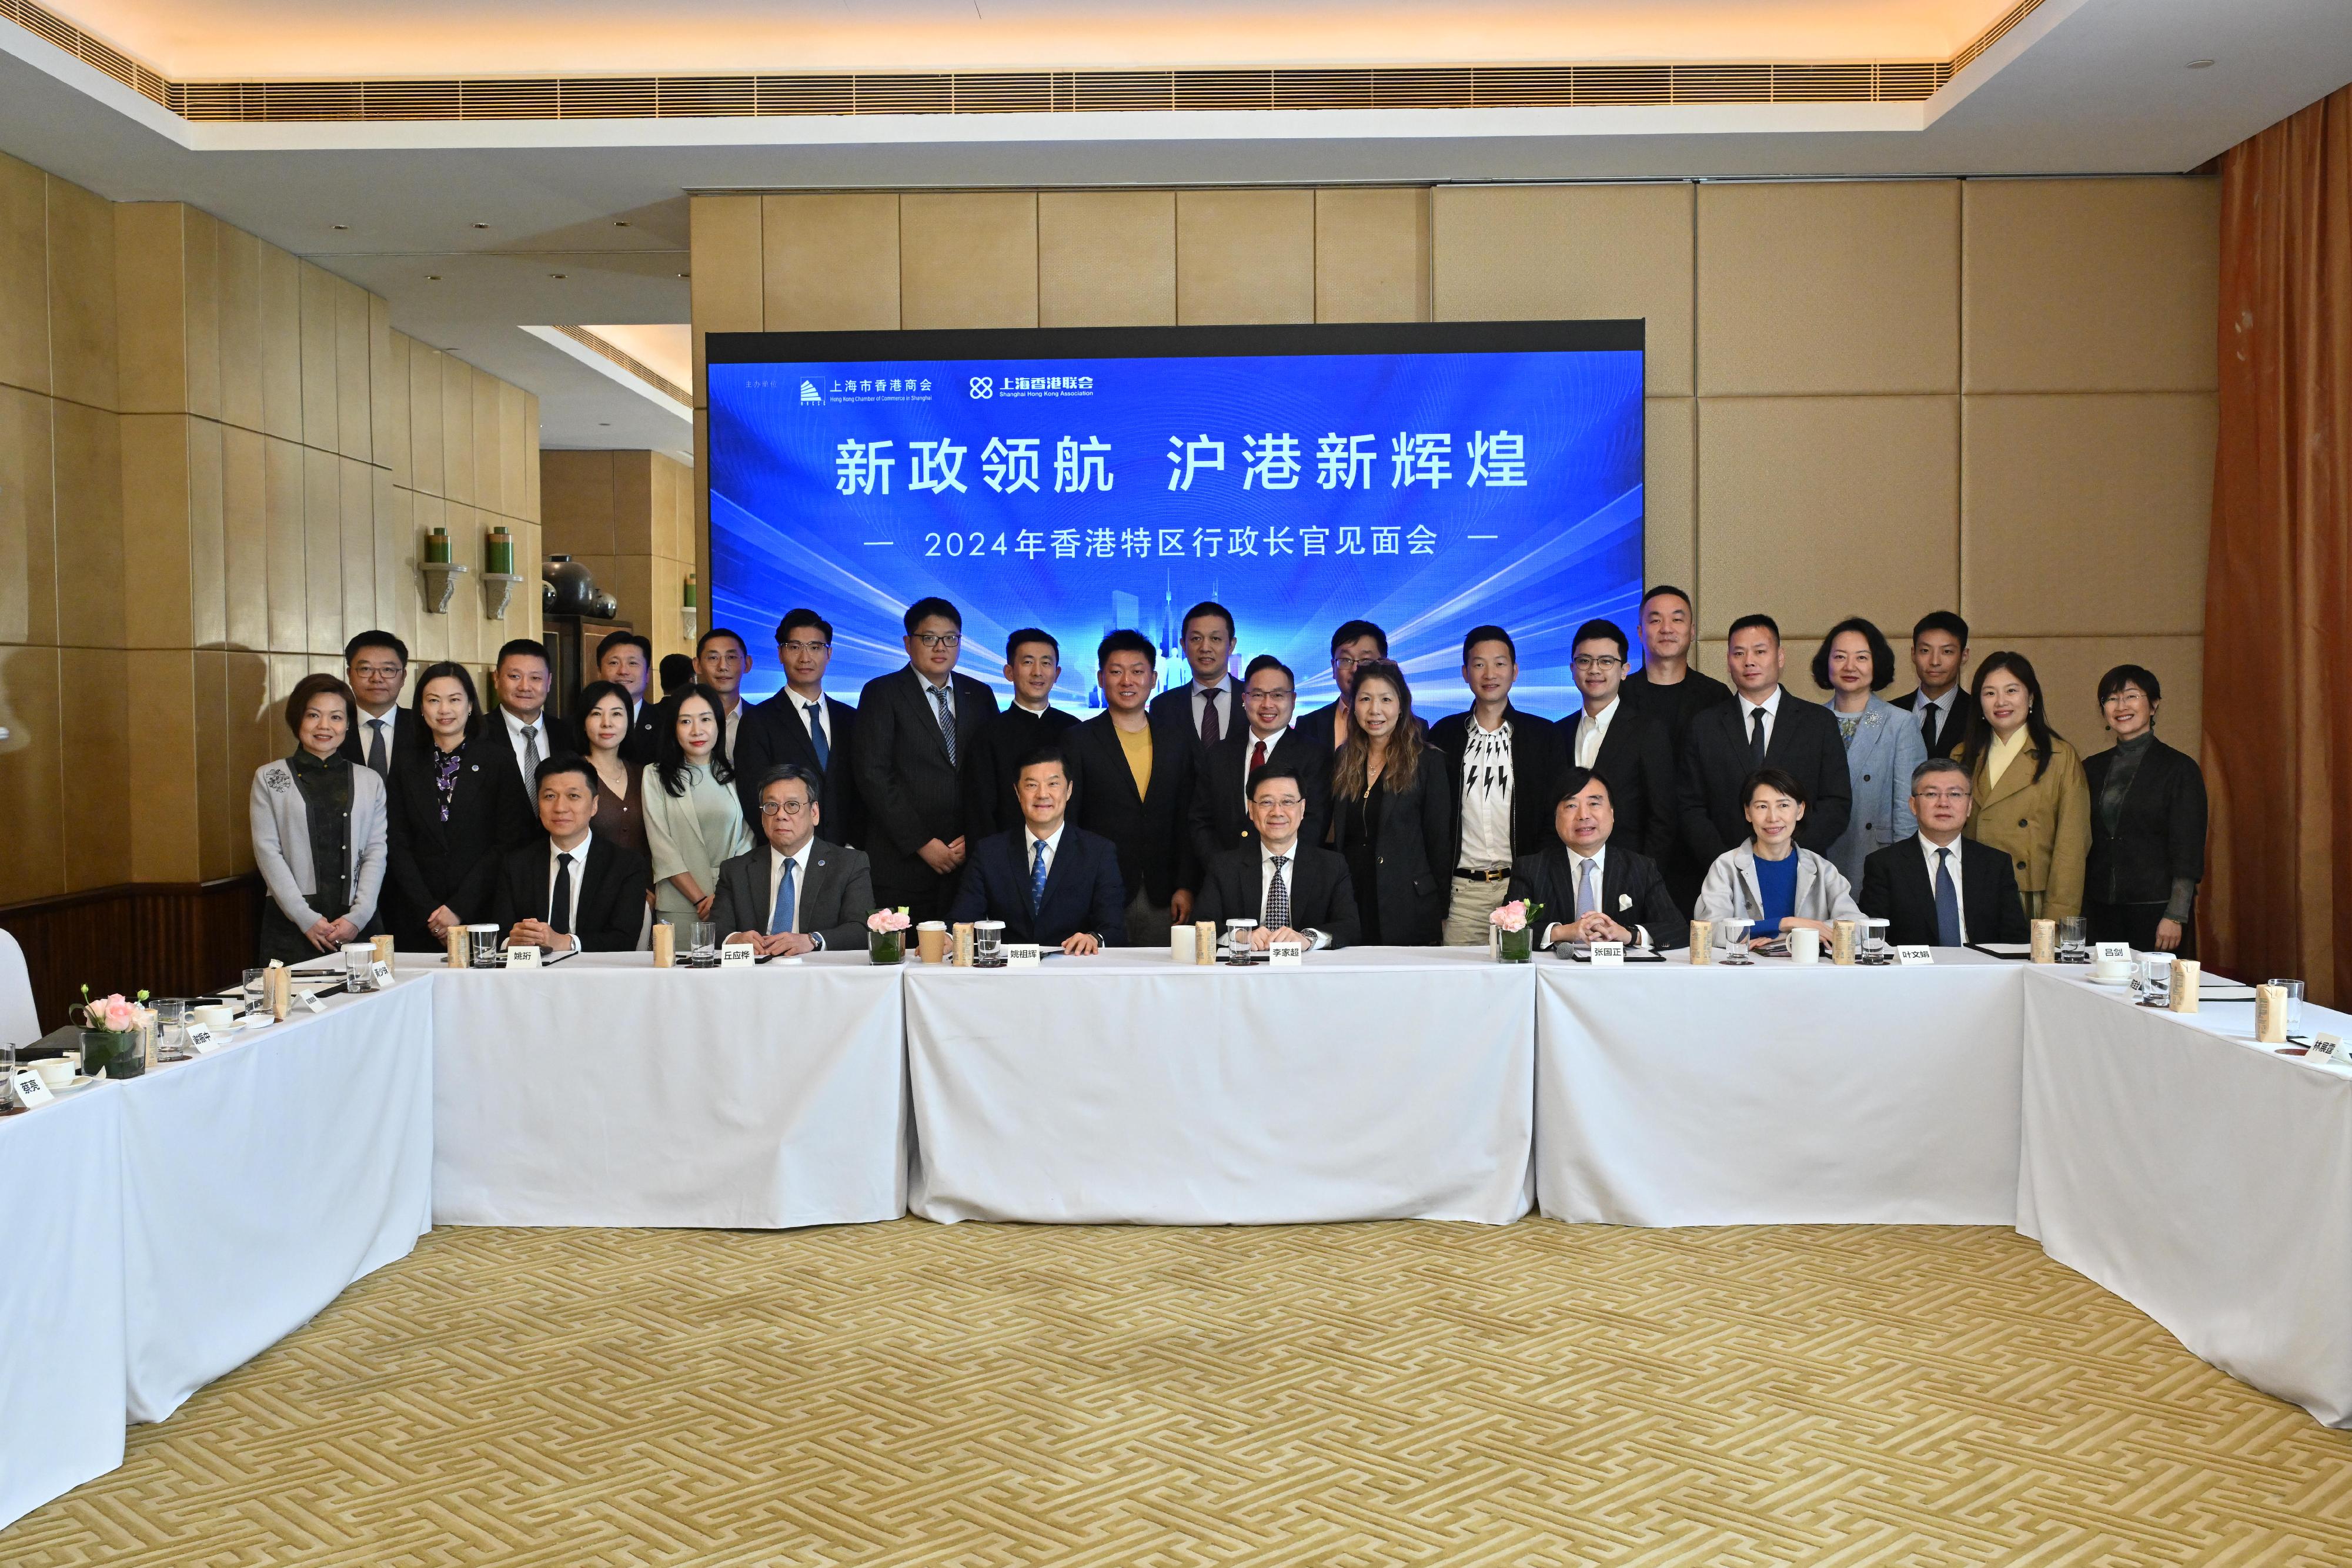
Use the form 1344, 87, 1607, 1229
974, 920, 1005, 965
1, 1042, 19, 1113
1719, 918, 1753, 965
2057, 915, 2087, 959
343, 942, 375, 990
1863, 918, 1892, 960
468, 924, 505, 968
2266, 978, 2306, 1037
2137, 954, 2171, 1002
690, 921, 718, 959
242, 967, 268, 1013
155, 999, 192, 1063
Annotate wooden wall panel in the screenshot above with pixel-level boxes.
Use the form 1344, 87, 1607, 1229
258, 243, 303, 443
1177, 189, 1314, 325
1645, 399, 1698, 604
183, 207, 222, 423
114, 202, 186, 414
51, 401, 123, 648
761, 192, 900, 332
0, 383, 55, 647
688, 193, 764, 403
440, 352, 474, 504
220, 425, 268, 651
339, 455, 376, 638
45, 175, 116, 413
216, 226, 264, 434
0, 642, 65, 905
0, 151, 47, 396
1314, 188, 1429, 324
126, 647, 199, 881
187, 417, 226, 648
119, 414, 193, 649
335, 276, 370, 460
303, 446, 343, 654
472, 366, 505, 517
1038, 190, 1175, 329
262, 434, 307, 652
382, 328, 411, 489
901, 192, 1039, 330
58, 646, 131, 891
407, 339, 444, 499
192, 648, 234, 878
298, 262, 339, 452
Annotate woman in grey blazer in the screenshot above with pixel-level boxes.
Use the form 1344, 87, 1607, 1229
1812, 617, 1926, 888
250, 673, 389, 965
1693, 768, 1865, 942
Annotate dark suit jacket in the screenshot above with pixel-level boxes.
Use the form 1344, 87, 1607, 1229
488, 835, 650, 953
1620, 666, 1733, 749
850, 666, 1000, 888
1068, 711, 1199, 904
338, 706, 428, 777
1188, 727, 1329, 871
382, 732, 532, 949
707, 837, 875, 952
477, 708, 584, 845
947, 825, 1128, 947
1430, 706, 1563, 865
1859, 834, 2028, 947
1505, 841, 1688, 952
1891, 687, 1979, 761
1150, 680, 1242, 755
2082, 737, 2207, 908
1679, 690, 1853, 865
734, 691, 863, 847
1330, 754, 1456, 946
1192, 844, 1361, 949
1568, 703, 1679, 860
963, 704, 1082, 841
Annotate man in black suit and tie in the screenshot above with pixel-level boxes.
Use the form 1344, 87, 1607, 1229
948, 747, 1128, 952
734, 608, 862, 846
1194, 763, 1361, 951
1429, 625, 1563, 945
491, 755, 651, 953
1190, 654, 1328, 868
1859, 756, 2028, 946
1679, 613, 1853, 868
338, 629, 424, 780
851, 597, 1000, 922
1294, 618, 1391, 761
1556, 618, 1677, 860
694, 627, 756, 770
594, 630, 660, 762
1148, 600, 1240, 757
1068, 630, 1198, 947
713, 764, 876, 955
482, 638, 582, 845
1889, 610, 1977, 761
1505, 766, 1688, 952
964, 627, 1081, 840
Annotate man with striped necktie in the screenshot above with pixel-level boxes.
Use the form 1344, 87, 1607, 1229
1193, 764, 1361, 952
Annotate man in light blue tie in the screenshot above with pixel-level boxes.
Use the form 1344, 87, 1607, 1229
1859, 756, 2030, 947
713, 764, 876, 956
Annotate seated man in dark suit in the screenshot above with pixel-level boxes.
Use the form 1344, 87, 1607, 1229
1679, 613, 1852, 870
492, 755, 652, 953
1194, 763, 1360, 951
1505, 766, 1687, 951
713, 763, 875, 955
948, 747, 1128, 954
1859, 756, 2028, 946
1190, 654, 1328, 868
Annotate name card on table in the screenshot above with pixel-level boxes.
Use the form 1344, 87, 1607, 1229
506, 944, 542, 971
1267, 940, 1305, 967
719, 942, 757, 969
183, 1022, 216, 1052
9, 1067, 52, 1109
1896, 945, 1935, 967
2094, 941, 2133, 968
368, 960, 394, 989
1588, 940, 1626, 968
298, 991, 326, 1014
1002, 942, 1043, 968
2310, 1034, 2345, 1066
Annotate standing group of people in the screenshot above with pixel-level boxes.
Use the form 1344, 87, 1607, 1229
246, 586, 2207, 964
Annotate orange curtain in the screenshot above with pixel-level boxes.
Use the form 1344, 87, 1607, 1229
2205, 82, 2352, 1007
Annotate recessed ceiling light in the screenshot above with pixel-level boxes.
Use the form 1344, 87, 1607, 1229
425, 274, 442, 282
473, 222, 490, 229
614, 220, 631, 228
550, 272, 567, 279
2187, 58, 2214, 68
599, 422, 612, 427
677, 272, 691, 279
332, 223, 349, 230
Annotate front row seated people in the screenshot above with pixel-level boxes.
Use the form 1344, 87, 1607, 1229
1692, 768, 1864, 947
1193, 764, 1361, 951
716, 764, 877, 956
1858, 757, 2028, 947
1505, 767, 1686, 951
491, 756, 653, 953
948, 748, 1128, 954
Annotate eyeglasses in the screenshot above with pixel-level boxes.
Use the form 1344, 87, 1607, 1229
913, 632, 962, 650
1246, 688, 1295, 701
780, 639, 831, 655
1572, 655, 1624, 671
1332, 653, 1380, 671
759, 799, 812, 818
349, 661, 405, 678
1914, 788, 1973, 805
1254, 795, 1306, 811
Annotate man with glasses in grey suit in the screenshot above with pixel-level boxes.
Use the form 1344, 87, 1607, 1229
714, 764, 877, 955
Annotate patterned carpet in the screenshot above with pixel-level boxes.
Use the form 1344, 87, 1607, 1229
9, 1219, 2352, 1566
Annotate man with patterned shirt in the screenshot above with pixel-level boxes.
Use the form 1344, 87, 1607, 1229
1429, 626, 1562, 945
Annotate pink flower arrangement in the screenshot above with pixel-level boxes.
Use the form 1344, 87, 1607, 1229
1489, 901, 1531, 934
80, 991, 138, 1031
866, 908, 912, 934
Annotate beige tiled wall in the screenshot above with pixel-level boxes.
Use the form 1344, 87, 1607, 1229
689, 176, 2218, 756
540, 448, 697, 666
0, 150, 542, 905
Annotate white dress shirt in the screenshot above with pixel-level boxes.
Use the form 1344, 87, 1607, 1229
1187, 678, 1233, 741
543, 833, 592, 947
1571, 696, 1619, 770
767, 838, 818, 944
1739, 686, 1786, 755
1258, 840, 1332, 950
355, 704, 399, 770
1024, 821, 1066, 883
1915, 689, 1956, 743
1917, 832, 1968, 944
789, 690, 830, 750
1456, 718, 1515, 867
501, 706, 552, 783
1240, 728, 1289, 805
720, 697, 746, 765
1549, 844, 1654, 949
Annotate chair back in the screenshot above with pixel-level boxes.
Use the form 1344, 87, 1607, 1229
0, 927, 38, 1046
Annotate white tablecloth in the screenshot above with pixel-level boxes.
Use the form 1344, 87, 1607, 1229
427, 953, 906, 1229
1535, 950, 2026, 1225
904, 947, 1535, 1225
2018, 969, 2352, 1427
0, 1084, 126, 1530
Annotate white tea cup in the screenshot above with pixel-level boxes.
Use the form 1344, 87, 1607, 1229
34, 1057, 78, 1089
1788, 927, 1820, 965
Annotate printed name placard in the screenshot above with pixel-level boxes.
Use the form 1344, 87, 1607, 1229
9, 1067, 52, 1108
368, 960, 394, 988
2310, 1034, 2345, 1066
506, 945, 542, 970
183, 1022, 215, 1052
2094, 941, 2133, 967
1896, 945, 1935, 966
718, 942, 757, 969
1267, 940, 1305, 967
1002, 942, 1043, 968
1588, 940, 1626, 968
299, 990, 327, 1013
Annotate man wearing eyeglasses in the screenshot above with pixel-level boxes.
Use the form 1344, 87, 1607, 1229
1431, 626, 1564, 945
1295, 619, 1397, 760
1189, 654, 1329, 868
1556, 618, 1678, 862
1858, 757, 2027, 947
1192, 764, 1361, 951
853, 596, 1000, 920
714, 764, 876, 957
736, 608, 864, 847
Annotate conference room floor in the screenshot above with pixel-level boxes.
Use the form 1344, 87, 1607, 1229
11, 1219, 2350, 1564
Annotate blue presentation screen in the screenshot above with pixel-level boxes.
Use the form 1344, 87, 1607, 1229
708, 321, 1643, 713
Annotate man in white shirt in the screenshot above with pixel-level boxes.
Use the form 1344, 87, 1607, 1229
946, 749, 1128, 952
1188, 654, 1331, 866
339, 629, 412, 779
1192, 764, 1362, 951
694, 627, 753, 765
1677, 613, 1852, 864
1559, 618, 1679, 858
1857, 756, 2028, 946
1150, 600, 1237, 753
491, 755, 650, 954
1431, 626, 1563, 946
487, 639, 577, 842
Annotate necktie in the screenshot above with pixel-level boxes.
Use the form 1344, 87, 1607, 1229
770, 857, 797, 936
1030, 837, 1050, 911
1576, 856, 1598, 919
1578, 715, 1599, 769
1934, 847, 1962, 946
931, 684, 956, 765
1201, 688, 1221, 748
1920, 701, 1940, 755
806, 701, 830, 770
522, 723, 542, 778
1265, 855, 1291, 930
549, 851, 573, 935
1250, 737, 1267, 775
366, 718, 388, 777
1749, 706, 1768, 767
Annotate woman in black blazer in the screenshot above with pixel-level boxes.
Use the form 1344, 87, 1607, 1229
2082, 664, 2208, 956
1327, 661, 1455, 945
384, 660, 529, 950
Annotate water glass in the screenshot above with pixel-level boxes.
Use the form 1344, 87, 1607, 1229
1863, 918, 1892, 959
242, 967, 268, 1012
2265, 978, 2306, 1036
2057, 916, 2087, 959
2137, 954, 2171, 1002
154, 999, 192, 1062
1719, 918, 1753, 965
690, 921, 718, 958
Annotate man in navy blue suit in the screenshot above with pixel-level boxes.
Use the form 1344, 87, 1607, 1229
948, 746, 1129, 953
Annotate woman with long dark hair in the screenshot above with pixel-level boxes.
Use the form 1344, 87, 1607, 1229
576, 678, 650, 864
2083, 664, 2207, 954
1957, 651, 2090, 924
642, 682, 754, 926
383, 660, 527, 950
1327, 661, 1454, 945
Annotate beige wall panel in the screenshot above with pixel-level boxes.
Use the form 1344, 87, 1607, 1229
220, 425, 267, 651
298, 262, 339, 452
258, 243, 303, 442
407, 342, 444, 498
1177, 189, 1314, 325
1971, 633, 2204, 760
442, 503, 480, 667
183, 207, 222, 423
1697, 395, 1959, 639
520, 520, 544, 643
119, 414, 193, 650
368, 295, 393, 470
1698, 180, 1960, 396
472, 366, 504, 517
499, 382, 528, 518
1964, 177, 2220, 393
192, 649, 234, 878
383, 330, 412, 489
114, 203, 186, 414
223, 648, 272, 873
689, 193, 764, 403
1038, 190, 1175, 329
523, 392, 540, 521
216, 226, 263, 434
901, 191, 1039, 330
58, 646, 130, 890
1315, 188, 1429, 324
0, 643, 64, 902
761, 192, 900, 332
1962, 392, 2215, 639
340, 454, 376, 637
0, 383, 55, 646
541, 449, 617, 558
0, 152, 47, 396
126, 647, 199, 881
262, 436, 306, 651
441, 353, 474, 504
405, 491, 447, 665
303, 447, 343, 654
46, 175, 116, 413
654, 451, 691, 565
1645, 398, 1696, 601
614, 449, 652, 557
188, 416, 226, 648
52, 401, 123, 648
372, 470, 409, 648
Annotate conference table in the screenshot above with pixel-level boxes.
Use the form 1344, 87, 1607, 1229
9, 944, 2352, 1533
